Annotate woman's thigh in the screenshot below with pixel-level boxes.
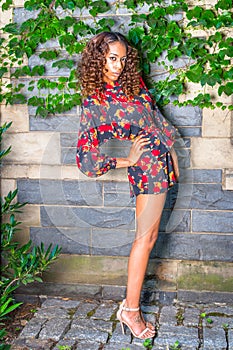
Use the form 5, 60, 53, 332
135, 193, 167, 239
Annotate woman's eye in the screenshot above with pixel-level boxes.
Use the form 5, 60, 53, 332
121, 58, 127, 62
109, 57, 116, 61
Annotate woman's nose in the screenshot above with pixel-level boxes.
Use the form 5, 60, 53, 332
115, 60, 123, 70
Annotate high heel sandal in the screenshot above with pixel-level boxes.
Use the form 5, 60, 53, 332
116, 299, 155, 339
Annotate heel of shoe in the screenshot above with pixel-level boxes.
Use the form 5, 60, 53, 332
116, 306, 125, 335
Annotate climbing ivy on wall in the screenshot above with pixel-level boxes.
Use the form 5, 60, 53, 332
0, 0, 232, 117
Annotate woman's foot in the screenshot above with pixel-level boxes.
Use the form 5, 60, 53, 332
121, 308, 155, 338
117, 299, 155, 339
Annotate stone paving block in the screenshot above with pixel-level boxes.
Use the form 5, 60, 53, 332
154, 325, 199, 348
159, 306, 177, 326
64, 326, 109, 343
19, 318, 46, 338
141, 305, 159, 314
53, 339, 77, 349
91, 302, 118, 321
35, 306, 69, 319
228, 328, 233, 349
39, 318, 71, 341
183, 307, 200, 327
42, 297, 81, 309
71, 318, 113, 333
104, 343, 143, 349
74, 301, 99, 318
203, 316, 232, 328
102, 285, 126, 301
203, 326, 227, 349
11, 338, 55, 350
76, 341, 102, 350
203, 305, 233, 316
109, 322, 131, 344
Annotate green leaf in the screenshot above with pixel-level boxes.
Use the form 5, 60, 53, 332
186, 65, 203, 83
0, 67, 8, 78
39, 50, 59, 60
218, 82, 233, 96
128, 27, 145, 45
3, 23, 20, 34
52, 60, 74, 69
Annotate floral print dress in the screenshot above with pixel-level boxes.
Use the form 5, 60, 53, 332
76, 79, 178, 197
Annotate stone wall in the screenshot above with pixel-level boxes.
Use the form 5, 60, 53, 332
1, 0, 233, 302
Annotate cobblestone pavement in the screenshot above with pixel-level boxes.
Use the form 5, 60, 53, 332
11, 297, 233, 350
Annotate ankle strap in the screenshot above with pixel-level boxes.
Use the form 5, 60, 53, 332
122, 305, 140, 312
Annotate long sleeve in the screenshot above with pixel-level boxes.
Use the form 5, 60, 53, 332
139, 78, 178, 152
76, 104, 117, 178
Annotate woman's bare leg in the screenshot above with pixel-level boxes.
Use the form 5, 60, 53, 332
121, 192, 166, 337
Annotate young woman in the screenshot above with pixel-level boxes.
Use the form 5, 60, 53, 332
77, 31, 179, 339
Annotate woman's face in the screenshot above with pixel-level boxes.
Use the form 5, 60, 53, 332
103, 41, 127, 84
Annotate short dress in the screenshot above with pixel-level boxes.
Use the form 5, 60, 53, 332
76, 79, 178, 197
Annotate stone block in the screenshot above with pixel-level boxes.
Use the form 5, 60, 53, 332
163, 104, 202, 126
152, 233, 233, 261
17, 179, 103, 206
146, 259, 178, 291
178, 290, 233, 304
177, 261, 233, 292
203, 107, 231, 137
159, 305, 177, 326
223, 168, 233, 191
154, 324, 199, 348
91, 301, 118, 321
183, 307, 200, 327
73, 301, 99, 319
192, 169, 222, 184
40, 205, 135, 229
2, 132, 60, 164
30, 227, 91, 255
191, 138, 233, 169
29, 115, 79, 132
17, 281, 102, 298
60, 132, 77, 147
16, 204, 40, 226
102, 285, 126, 301
61, 147, 76, 164
159, 209, 191, 233
13, 0, 25, 6
91, 228, 135, 256
192, 210, 233, 233
14, 7, 40, 25
19, 318, 46, 338
0, 7, 12, 27
190, 184, 233, 210
39, 317, 71, 341
203, 326, 227, 349
178, 126, 201, 137
0, 105, 29, 132
42, 298, 81, 309
0, 179, 16, 199
42, 255, 128, 286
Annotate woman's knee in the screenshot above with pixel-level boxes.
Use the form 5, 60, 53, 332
135, 227, 159, 251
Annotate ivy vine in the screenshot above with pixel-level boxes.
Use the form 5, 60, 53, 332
0, 0, 232, 117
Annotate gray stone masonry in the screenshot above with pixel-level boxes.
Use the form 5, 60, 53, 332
11, 297, 233, 350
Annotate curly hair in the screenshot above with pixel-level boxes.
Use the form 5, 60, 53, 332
80, 32, 141, 98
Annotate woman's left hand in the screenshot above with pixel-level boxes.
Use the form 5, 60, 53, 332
170, 147, 179, 181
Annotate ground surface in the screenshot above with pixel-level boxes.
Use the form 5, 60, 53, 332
5, 296, 233, 350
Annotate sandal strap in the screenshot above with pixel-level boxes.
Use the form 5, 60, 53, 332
122, 305, 140, 312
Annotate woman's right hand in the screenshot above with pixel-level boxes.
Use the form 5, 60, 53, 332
127, 135, 150, 166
